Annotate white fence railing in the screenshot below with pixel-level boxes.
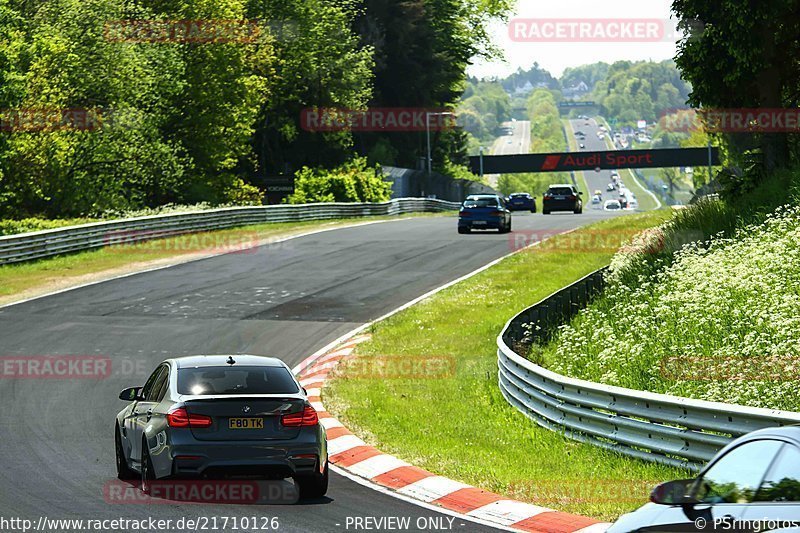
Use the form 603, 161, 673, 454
498, 269, 800, 470
0, 198, 459, 265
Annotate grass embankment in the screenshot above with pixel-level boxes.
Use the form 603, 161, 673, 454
543, 201, 800, 412
325, 210, 685, 521
0, 213, 445, 305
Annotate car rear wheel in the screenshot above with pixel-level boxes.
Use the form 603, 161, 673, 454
458, 227, 470, 234
295, 462, 329, 499
542, 209, 550, 215
574, 207, 582, 214
140, 438, 155, 494
115, 426, 137, 480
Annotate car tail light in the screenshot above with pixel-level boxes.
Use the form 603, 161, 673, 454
491, 210, 503, 216
543, 195, 552, 200
281, 405, 319, 427
569, 195, 577, 200
167, 406, 212, 428
460, 211, 470, 217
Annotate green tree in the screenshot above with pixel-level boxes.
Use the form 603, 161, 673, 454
286, 156, 391, 203
672, 0, 800, 175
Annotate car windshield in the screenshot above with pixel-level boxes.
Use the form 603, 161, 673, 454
178, 366, 299, 395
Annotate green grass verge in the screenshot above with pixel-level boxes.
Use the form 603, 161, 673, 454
0, 213, 446, 304
325, 209, 686, 522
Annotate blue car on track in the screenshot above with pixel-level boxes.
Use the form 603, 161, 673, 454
505, 192, 537, 212
458, 194, 511, 234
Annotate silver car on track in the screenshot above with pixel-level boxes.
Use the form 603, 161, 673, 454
115, 355, 327, 500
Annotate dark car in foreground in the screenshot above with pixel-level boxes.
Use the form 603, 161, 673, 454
506, 192, 537, 212
542, 184, 582, 214
458, 194, 511, 234
115, 355, 327, 500
609, 427, 800, 532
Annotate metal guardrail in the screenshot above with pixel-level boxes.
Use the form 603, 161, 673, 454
498, 268, 800, 471
0, 198, 460, 265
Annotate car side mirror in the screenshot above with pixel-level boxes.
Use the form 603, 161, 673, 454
578, 191, 583, 195
650, 479, 697, 505
119, 387, 142, 401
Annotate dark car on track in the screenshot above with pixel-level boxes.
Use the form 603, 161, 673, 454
115, 355, 327, 500
542, 184, 582, 214
505, 192, 537, 212
458, 194, 511, 234
609, 426, 800, 532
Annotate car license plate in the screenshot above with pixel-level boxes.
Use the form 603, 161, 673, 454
229, 417, 264, 429
473, 221, 487, 225
553, 195, 565, 200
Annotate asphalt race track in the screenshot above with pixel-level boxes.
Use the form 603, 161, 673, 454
0, 203, 626, 530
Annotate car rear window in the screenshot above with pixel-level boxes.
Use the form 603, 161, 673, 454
178, 366, 299, 395
464, 198, 498, 208
547, 187, 574, 195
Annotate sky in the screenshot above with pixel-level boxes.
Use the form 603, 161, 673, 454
468, 0, 680, 80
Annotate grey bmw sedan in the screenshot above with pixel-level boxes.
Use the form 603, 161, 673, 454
115, 355, 327, 500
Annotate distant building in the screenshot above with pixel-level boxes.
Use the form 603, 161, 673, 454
512, 80, 535, 96
562, 81, 589, 98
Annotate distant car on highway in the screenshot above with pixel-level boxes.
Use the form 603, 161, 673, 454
591, 194, 602, 205
607, 182, 616, 191
579, 143, 585, 149
506, 192, 537, 213
608, 427, 800, 533
574, 130, 585, 136
542, 184, 582, 215
604, 199, 621, 211
458, 194, 511, 234
115, 355, 327, 499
